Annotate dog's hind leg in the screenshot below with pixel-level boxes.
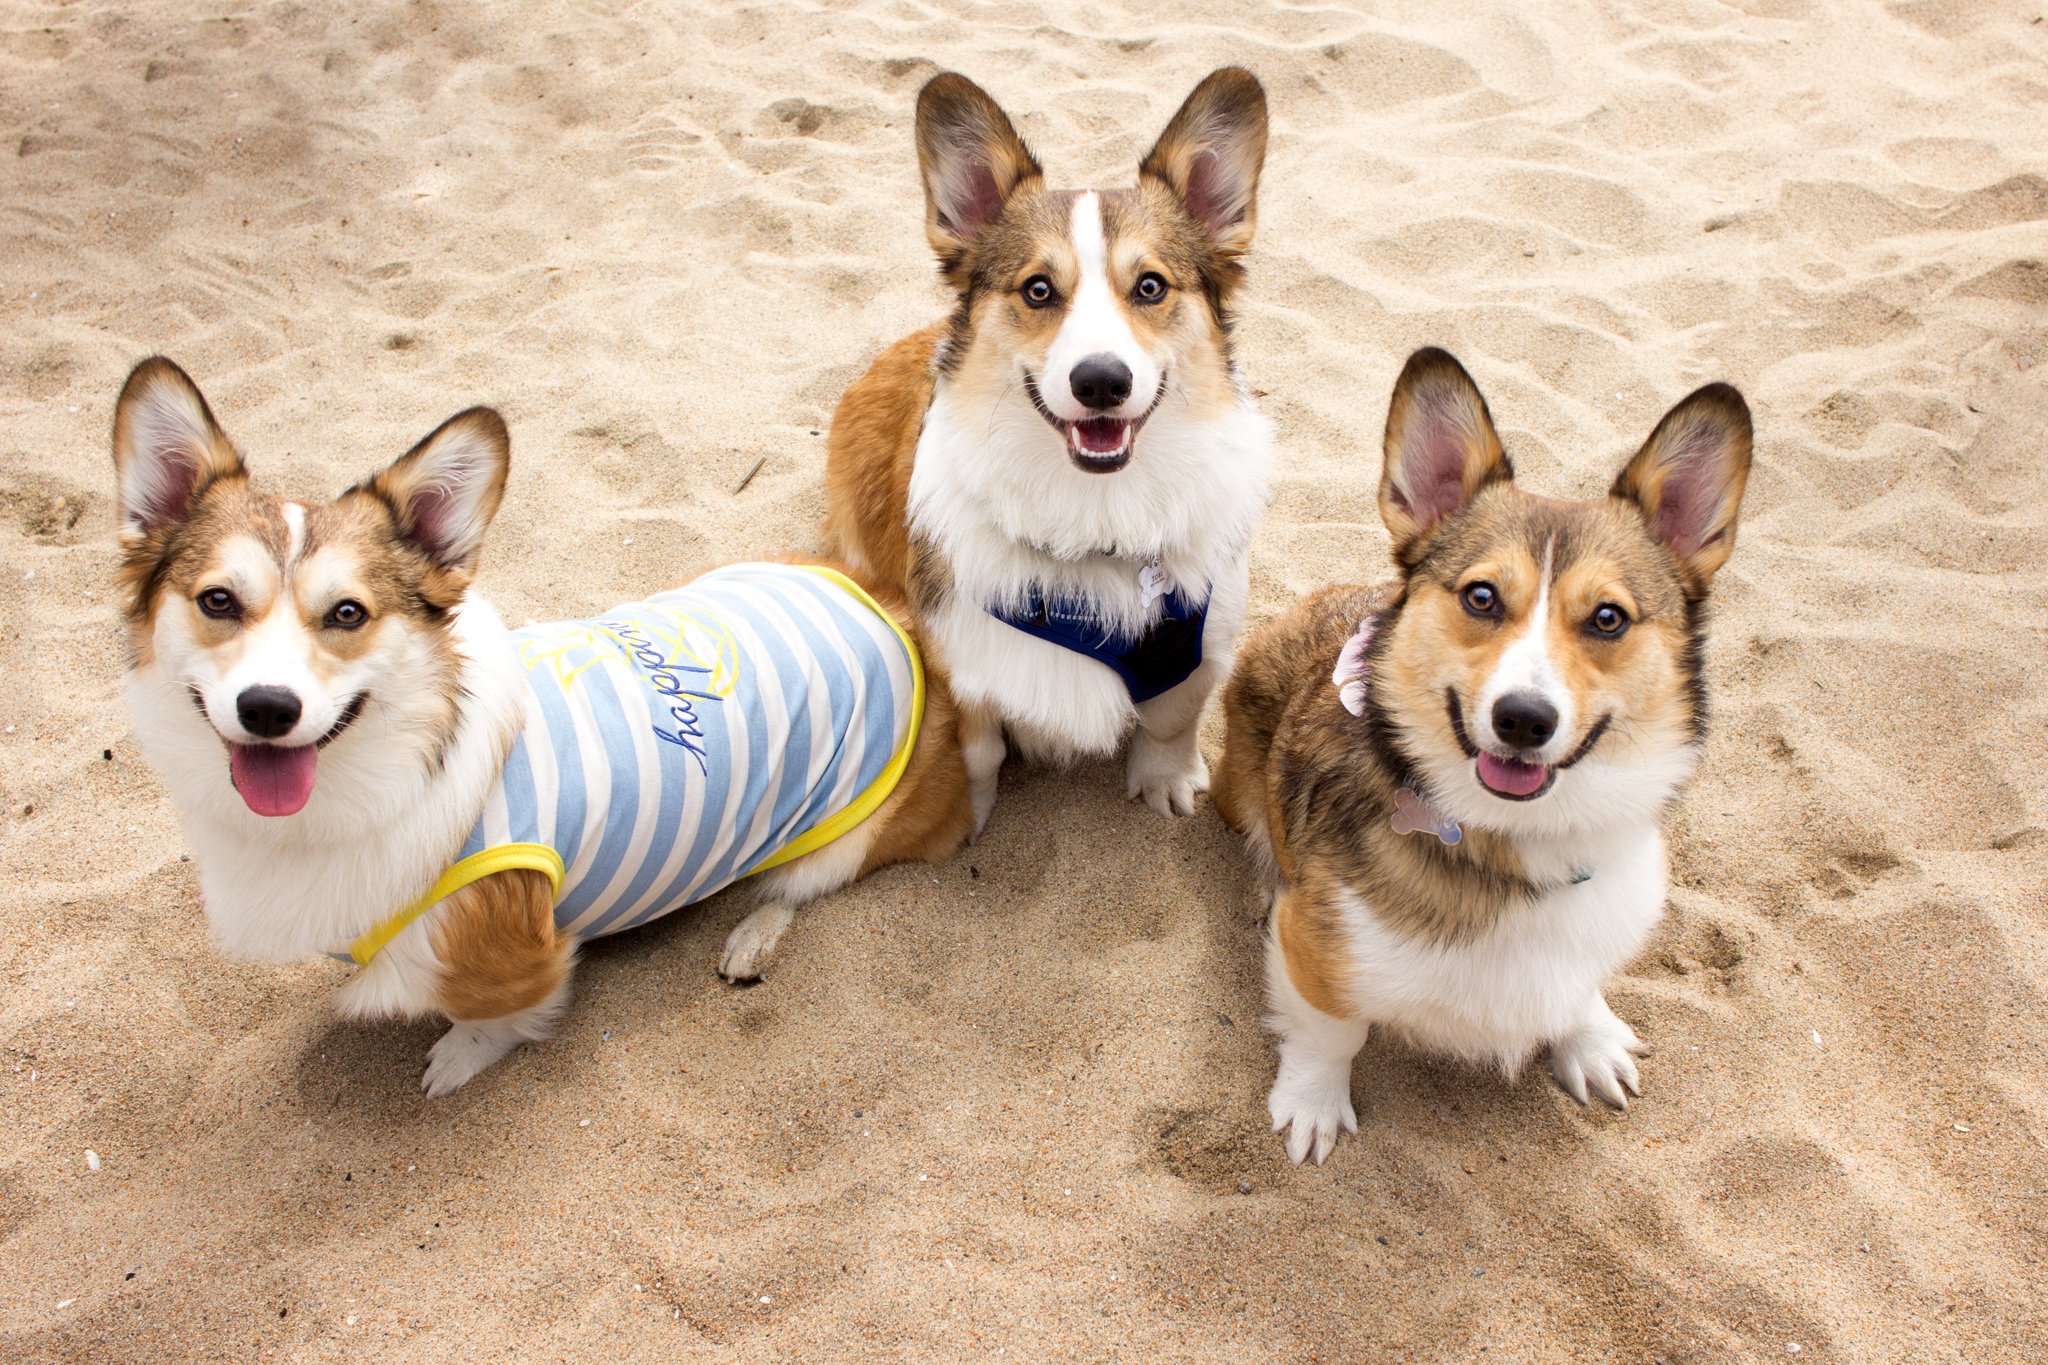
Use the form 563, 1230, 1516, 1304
722, 675, 973, 983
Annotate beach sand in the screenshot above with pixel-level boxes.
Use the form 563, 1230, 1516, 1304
3, 1, 2045, 1359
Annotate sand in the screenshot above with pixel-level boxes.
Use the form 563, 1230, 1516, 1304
3, 1, 2045, 1359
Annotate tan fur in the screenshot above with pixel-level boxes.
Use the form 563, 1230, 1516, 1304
822, 325, 941, 592
1136, 67, 1268, 260
431, 868, 571, 1022
1273, 874, 1355, 1020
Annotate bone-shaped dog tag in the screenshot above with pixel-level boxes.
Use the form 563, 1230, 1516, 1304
1139, 558, 1171, 607
1391, 786, 1462, 845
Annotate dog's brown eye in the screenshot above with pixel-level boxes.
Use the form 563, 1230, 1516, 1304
197, 588, 240, 619
1021, 275, 1058, 309
1460, 582, 1500, 618
325, 599, 368, 630
1590, 603, 1629, 637
1133, 271, 1168, 303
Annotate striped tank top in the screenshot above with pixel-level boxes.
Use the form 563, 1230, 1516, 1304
346, 563, 922, 964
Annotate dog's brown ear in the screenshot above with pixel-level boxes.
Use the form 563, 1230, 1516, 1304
916, 73, 1042, 278
366, 407, 510, 579
1612, 384, 1753, 594
1379, 348, 1512, 563
1140, 67, 1267, 256
111, 357, 247, 539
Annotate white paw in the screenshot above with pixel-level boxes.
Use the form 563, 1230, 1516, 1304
1126, 732, 1209, 817
1548, 1010, 1647, 1110
421, 1021, 520, 1097
1268, 1066, 1358, 1165
720, 904, 795, 983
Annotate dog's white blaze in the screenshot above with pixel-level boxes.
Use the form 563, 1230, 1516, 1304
217, 593, 327, 745
1477, 537, 1575, 761
1039, 191, 1161, 424
280, 502, 306, 562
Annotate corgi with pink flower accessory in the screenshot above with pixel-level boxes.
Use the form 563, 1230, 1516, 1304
1213, 347, 1753, 1164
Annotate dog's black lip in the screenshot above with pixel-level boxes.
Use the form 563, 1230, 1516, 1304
1022, 369, 1166, 475
316, 692, 367, 747
1558, 713, 1612, 769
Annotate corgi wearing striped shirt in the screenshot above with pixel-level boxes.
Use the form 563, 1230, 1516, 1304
111, 358, 970, 1094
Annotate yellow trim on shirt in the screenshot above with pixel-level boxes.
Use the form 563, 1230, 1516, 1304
745, 565, 926, 876
349, 842, 566, 967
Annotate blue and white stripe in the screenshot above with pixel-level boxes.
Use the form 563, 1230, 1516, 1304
458, 563, 917, 940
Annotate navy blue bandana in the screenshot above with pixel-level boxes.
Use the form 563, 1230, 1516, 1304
989, 584, 1208, 703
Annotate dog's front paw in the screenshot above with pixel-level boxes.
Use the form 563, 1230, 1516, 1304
1268, 1067, 1358, 1165
1126, 731, 1209, 817
719, 904, 795, 983
1548, 1006, 1647, 1110
422, 1021, 521, 1097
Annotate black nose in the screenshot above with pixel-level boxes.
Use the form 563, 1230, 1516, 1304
236, 685, 303, 740
1491, 692, 1558, 750
1069, 354, 1133, 411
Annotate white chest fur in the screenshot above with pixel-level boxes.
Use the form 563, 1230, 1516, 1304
906, 376, 1270, 758
1337, 822, 1670, 1070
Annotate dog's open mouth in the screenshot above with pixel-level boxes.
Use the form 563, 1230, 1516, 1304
196, 690, 366, 818
1475, 752, 1553, 800
1446, 691, 1610, 803
1024, 372, 1165, 474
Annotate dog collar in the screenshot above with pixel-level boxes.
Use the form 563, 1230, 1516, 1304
988, 565, 1209, 703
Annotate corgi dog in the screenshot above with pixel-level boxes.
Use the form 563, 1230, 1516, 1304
1215, 348, 1753, 1164
826, 69, 1274, 831
112, 358, 970, 1095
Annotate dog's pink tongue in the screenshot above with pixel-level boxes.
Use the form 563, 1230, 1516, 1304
1074, 418, 1126, 453
1477, 752, 1549, 797
230, 743, 319, 817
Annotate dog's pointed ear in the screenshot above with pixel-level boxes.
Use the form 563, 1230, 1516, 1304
1139, 67, 1268, 255
366, 407, 509, 577
916, 73, 1041, 273
111, 357, 247, 539
1612, 384, 1752, 594
1379, 348, 1512, 562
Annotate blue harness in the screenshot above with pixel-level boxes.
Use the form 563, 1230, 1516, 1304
989, 584, 1208, 703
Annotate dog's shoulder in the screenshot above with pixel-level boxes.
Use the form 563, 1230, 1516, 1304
824, 322, 946, 593
1233, 582, 1390, 739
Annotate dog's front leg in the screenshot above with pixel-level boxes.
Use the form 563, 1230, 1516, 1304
422, 868, 574, 1096
1128, 663, 1220, 816
1264, 887, 1369, 1165
961, 701, 1006, 840
1547, 993, 1647, 1110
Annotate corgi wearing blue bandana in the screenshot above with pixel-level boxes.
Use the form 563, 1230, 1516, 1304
112, 358, 972, 1095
